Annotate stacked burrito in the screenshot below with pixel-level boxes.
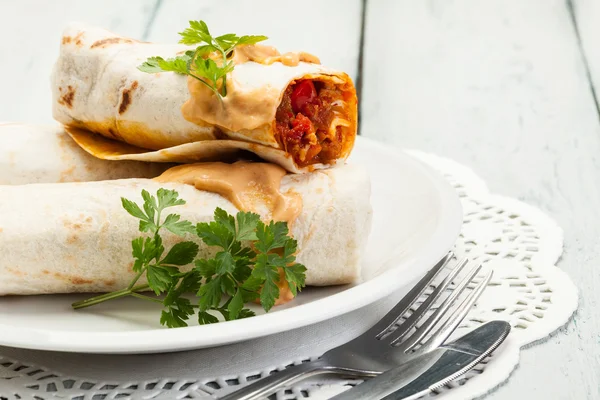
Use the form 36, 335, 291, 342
0, 23, 371, 297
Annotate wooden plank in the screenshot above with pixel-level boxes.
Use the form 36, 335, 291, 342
146, 0, 363, 81
361, 1, 600, 399
573, 0, 600, 112
0, 0, 158, 124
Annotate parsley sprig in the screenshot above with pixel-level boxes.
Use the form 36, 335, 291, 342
72, 189, 306, 328
138, 20, 267, 99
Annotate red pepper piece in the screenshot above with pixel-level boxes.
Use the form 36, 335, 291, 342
291, 80, 317, 114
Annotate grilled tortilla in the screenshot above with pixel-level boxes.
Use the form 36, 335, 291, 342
52, 24, 357, 173
0, 122, 169, 185
0, 163, 371, 295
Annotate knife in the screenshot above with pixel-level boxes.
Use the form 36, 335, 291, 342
330, 320, 511, 400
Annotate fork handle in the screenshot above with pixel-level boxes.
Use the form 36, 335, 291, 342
218, 359, 328, 400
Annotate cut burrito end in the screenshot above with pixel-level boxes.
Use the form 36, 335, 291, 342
181, 67, 358, 170
275, 76, 356, 168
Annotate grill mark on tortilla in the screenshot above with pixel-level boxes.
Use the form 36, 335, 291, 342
119, 81, 139, 115
59, 166, 77, 183
62, 215, 94, 246
91, 37, 135, 49
62, 32, 84, 46
66, 233, 80, 245
6, 267, 25, 277
62, 273, 93, 285
72, 277, 93, 285
58, 85, 76, 108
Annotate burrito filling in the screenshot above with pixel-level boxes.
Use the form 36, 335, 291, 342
275, 80, 352, 167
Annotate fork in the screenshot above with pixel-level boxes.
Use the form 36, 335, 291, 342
220, 253, 492, 400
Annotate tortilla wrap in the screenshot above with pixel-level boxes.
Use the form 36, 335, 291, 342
51, 23, 357, 173
0, 164, 371, 295
0, 123, 170, 185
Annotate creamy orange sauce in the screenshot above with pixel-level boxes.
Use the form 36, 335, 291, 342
182, 75, 281, 136
181, 44, 325, 145
154, 161, 302, 224
232, 44, 321, 67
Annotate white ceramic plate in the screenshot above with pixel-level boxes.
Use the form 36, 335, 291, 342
0, 137, 462, 354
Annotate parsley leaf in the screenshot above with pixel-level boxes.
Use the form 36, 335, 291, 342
227, 289, 244, 320
161, 241, 199, 266
254, 220, 288, 253
137, 56, 190, 75
161, 297, 195, 328
232, 256, 253, 283
285, 264, 307, 297
131, 237, 159, 273
138, 20, 267, 99
179, 20, 212, 45
195, 258, 217, 278
237, 35, 269, 46
238, 308, 256, 319
251, 253, 281, 312
236, 211, 260, 241
160, 272, 201, 328
121, 197, 147, 220
214, 207, 236, 235
196, 220, 234, 249
131, 237, 146, 273
141, 189, 158, 212
198, 311, 219, 325
214, 251, 235, 275
165, 271, 202, 304
146, 265, 176, 295
73, 192, 307, 329
157, 188, 186, 209
198, 277, 222, 312
162, 214, 195, 236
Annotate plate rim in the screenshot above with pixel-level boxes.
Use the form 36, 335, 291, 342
0, 137, 462, 353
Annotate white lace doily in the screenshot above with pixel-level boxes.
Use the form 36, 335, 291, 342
0, 151, 578, 400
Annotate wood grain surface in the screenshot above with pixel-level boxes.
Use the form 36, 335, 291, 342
0, 0, 597, 398
361, 1, 599, 398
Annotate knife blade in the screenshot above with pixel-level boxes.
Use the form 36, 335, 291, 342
330, 320, 511, 400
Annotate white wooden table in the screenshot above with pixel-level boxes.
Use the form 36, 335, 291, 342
0, 0, 598, 398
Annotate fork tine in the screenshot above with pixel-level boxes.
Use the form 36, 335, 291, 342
393, 261, 482, 350
366, 252, 454, 339
378, 257, 469, 342
419, 270, 493, 353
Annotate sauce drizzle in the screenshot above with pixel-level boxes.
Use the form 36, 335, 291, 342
232, 44, 321, 67
154, 161, 302, 224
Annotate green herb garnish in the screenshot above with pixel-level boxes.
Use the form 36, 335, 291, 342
72, 189, 306, 328
137, 20, 267, 99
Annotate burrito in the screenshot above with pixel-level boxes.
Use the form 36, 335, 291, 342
0, 122, 170, 185
0, 162, 371, 295
51, 23, 358, 173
